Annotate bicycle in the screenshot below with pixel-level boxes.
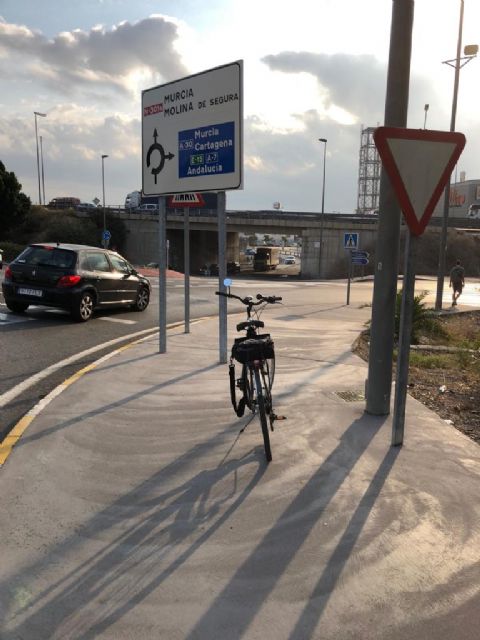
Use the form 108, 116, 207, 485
216, 286, 284, 462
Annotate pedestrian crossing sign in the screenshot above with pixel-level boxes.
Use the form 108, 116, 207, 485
344, 233, 359, 249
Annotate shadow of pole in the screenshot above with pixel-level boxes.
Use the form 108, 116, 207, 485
186, 414, 388, 639
289, 446, 400, 639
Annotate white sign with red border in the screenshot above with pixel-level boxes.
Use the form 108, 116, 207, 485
373, 127, 466, 235
142, 61, 243, 196
167, 193, 206, 208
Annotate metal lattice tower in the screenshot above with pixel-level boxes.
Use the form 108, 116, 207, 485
356, 126, 380, 214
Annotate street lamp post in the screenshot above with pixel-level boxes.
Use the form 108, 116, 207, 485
34, 111, 47, 205
101, 154, 109, 248
423, 104, 429, 129
40, 135, 46, 205
318, 138, 327, 278
435, 0, 478, 310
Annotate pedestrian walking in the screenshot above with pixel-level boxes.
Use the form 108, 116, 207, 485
449, 260, 465, 306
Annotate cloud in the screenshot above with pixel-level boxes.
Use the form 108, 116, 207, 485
0, 106, 142, 204
0, 15, 187, 98
262, 51, 387, 124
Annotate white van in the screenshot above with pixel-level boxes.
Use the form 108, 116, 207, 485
125, 191, 141, 209
466, 204, 480, 219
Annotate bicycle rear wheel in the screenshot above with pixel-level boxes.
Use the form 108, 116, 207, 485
242, 364, 255, 410
254, 367, 272, 462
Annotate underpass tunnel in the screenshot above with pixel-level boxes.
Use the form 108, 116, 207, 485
166, 229, 239, 274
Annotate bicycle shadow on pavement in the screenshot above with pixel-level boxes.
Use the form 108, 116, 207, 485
186, 413, 390, 639
1, 442, 267, 639
288, 445, 400, 639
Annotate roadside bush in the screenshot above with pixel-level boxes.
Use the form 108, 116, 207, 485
0, 241, 24, 263
8, 207, 126, 252
395, 289, 447, 344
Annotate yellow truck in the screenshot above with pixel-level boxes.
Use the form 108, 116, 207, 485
253, 247, 281, 271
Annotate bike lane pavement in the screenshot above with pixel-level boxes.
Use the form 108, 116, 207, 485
0, 301, 479, 639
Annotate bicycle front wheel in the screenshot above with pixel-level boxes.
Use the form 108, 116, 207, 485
254, 367, 272, 462
265, 354, 275, 388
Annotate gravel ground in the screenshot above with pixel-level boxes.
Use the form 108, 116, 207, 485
354, 309, 480, 445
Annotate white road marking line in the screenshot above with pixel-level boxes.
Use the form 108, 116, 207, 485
98, 316, 137, 325
0, 326, 161, 408
0, 312, 35, 325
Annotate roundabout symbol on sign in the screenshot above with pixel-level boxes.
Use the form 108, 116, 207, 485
146, 128, 175, 184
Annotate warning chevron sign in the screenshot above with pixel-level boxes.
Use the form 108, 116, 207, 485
167, 193, 206, 208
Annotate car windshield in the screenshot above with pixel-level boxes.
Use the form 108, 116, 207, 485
15, 246, 77, 269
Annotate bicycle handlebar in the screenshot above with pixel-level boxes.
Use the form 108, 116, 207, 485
215, 291, 282, 305
256, 293, 282, 304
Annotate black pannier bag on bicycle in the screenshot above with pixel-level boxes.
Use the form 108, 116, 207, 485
229, 334, 275, 416
231, 334, 275, 364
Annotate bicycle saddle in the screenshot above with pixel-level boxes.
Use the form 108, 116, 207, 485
237, 319, 265, 331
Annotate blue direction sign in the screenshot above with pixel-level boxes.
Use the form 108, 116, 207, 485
351, 256, 369, 266
103, 230, 111, 242
344, 233, 359, 249
350, 250, 369, 259
179, 122, 235, 179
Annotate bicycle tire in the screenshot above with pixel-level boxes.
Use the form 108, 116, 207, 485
242, 364, 255, 410
261, 364, 274, 429
265, 354, 275, 388
254, 368, 272, 462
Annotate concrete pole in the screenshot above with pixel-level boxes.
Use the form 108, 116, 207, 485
435, 0, 464, 311
366, 0, 414, 416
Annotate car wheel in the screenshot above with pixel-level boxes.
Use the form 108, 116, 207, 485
71, 291, 95, 322
6, 300, 29, 313
132, 287, 150, 312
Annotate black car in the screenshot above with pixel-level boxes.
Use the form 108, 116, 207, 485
198, 262, 240, 276
2, 243, 151, 322
227, 261, 241, 275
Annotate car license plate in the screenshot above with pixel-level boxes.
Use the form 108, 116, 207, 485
18, 287, 43, 297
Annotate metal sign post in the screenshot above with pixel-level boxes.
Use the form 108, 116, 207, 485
158, 196, 167, 353
218, 191, 228, 363
346, 252, 352, 306
392, 230, 417, 445
346, 247, 369, 306
184, 206, 190, 334
371, 126, 466, 445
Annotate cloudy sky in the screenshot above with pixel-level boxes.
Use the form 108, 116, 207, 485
1, 0, 479, 213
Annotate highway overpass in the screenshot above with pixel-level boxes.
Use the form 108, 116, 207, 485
113, 208, 478, 278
